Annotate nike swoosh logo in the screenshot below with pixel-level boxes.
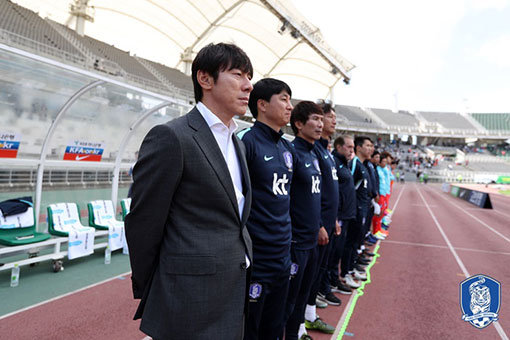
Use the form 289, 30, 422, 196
325, 155, 329, 159
264, 155, 274, 161
75, 155, 90, 161
305, 163, 311, 167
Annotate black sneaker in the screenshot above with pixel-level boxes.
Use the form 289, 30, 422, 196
363, 250, 376, 257
354, 263, 366, 272
357, 257, 370, 265
360, 254, 371, 261
331, 280, 352, 295
323, 292, 341, 306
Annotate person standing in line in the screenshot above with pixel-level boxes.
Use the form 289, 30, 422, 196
283, 101, 323, 340
373, 153, 389, 238
237, 78, 295, 340
343, 136, 373, 287
303, 103, 340, 336
323, 136, 359, 290
125, 43, 254, 340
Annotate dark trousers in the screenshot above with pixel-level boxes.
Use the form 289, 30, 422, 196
362, 207, 374, 241
307, 229, 334, 306
320, 219, 351, 294
284, 246, 319, 340
245, 256, 291, 340
342, 215, 364, 277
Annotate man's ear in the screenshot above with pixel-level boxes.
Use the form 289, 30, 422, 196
294, 120, 304, 131
197, 70, 213, 91
257, 99, 267, 115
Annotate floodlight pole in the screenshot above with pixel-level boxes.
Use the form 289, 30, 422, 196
110, 101, 173, 208
34, 80, 105, 232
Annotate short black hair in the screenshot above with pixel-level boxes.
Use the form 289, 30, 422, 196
333, 135, 353, 150
191, 43, 253, 103
290, 101, 323, 135
354, 136, 372, 153
372, 150, 380, 158
322, 102, 335, 114
248, 78, 292, 118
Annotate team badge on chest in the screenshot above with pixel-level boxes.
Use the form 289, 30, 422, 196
283, 151, 293, 171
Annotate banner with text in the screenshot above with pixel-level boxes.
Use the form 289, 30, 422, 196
63, 140, 104, 162
0, 132, 21, 158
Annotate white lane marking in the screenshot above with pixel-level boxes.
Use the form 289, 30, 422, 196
491, 209, 510, 219
384, 239, 510, 256
332, 184, 406, 339
0, 271, 132, 320
416, 185, 508, 340
425, 186, 510, 244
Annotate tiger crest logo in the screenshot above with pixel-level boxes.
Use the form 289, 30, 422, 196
460, 274, 500, 329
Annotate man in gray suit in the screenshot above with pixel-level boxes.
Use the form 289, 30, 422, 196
126, 43, 254, 340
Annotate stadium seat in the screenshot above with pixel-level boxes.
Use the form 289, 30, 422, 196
0, 206, 50, 246
47, 203, 95, 259
120, 198, 131, 221
47, 203, 94, 237
88, 200, 123, 230
88, 200, 125, 251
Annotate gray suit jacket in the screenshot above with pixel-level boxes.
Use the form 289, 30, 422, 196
125, 107, 252, 340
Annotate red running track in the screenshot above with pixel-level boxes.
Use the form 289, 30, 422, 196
0, 183, 508, 340
344, 183, 509, 339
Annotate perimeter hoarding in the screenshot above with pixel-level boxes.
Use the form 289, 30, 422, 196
450, 185, 492, 209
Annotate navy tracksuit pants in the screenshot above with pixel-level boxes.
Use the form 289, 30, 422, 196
283, 245, 318, 340
245, 255, 291, 340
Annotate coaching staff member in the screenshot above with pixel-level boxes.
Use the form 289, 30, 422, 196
126, 43, 254, 340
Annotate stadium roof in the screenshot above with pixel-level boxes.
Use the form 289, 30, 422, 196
12, 0, 355, 99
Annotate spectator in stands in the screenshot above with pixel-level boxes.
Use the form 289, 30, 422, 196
283, 101, 323, 340
125, 43, 254, 340
304, 102, 340, 335
237, 78, 295, 340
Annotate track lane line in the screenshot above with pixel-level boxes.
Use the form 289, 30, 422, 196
424, 185, 510, 244
0, 271, 132, 320
332, 184, 406, 340
416, 185, 508, 340
383, 239, 510, 256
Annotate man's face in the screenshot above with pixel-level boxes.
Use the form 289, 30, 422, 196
297, 113, 323, 143
322, 110, 336, 136
209, 68, 253, 116
372, 154, 380, 165
263, 90, 293, 127
338, 138, 354, 159
358, 139, 372, 158
379, 157, 387, 167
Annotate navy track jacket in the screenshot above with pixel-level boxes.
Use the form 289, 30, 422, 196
315, 138, 339, 234
332, 150, 356, 221
290, 136, 322, 250
238, 121, 294, 260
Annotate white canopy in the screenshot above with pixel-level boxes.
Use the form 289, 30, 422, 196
13, 0, 355, 99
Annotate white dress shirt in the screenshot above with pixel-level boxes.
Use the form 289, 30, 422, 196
197, 102, 250, 267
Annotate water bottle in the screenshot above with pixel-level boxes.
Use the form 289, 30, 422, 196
104, 246, 111, 264
11, 264, 20, 287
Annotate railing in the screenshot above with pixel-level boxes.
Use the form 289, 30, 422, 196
0, 28, 86, 67
0, 168, 132, 189
429, 169, 510, 183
